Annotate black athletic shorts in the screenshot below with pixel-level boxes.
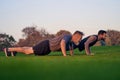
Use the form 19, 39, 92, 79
33, 40, 51, 55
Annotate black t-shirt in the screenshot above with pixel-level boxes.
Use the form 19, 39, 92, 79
75, 35, 98, 51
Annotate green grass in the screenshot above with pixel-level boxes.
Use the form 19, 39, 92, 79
0, 46, 120, 80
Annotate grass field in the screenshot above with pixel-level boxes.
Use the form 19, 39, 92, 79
0, 46, 120, 80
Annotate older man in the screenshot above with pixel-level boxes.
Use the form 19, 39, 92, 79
4, 31, 84, 57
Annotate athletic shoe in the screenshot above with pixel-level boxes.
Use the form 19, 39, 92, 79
4, 48, 11, 57
11, 52, 17, 56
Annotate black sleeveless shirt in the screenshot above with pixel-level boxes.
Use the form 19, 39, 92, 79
77, 35, 98, 51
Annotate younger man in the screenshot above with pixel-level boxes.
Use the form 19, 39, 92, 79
76, 30, 107, 55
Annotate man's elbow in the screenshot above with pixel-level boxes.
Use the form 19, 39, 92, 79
84, 42, 88, 47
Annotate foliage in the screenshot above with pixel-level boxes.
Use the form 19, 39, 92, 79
0, 33, 16, 51
107, 30, 120, 45
17, 26, 55, 47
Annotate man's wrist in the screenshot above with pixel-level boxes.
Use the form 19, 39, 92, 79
63, 53, 67, 56
86, 53, 94, 56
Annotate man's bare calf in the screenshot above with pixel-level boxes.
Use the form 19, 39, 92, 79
4, 47, 34, 57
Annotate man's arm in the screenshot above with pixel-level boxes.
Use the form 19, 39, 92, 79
69, 46, 74, 56
60, 39, 67, 56
84, 36, 97, 55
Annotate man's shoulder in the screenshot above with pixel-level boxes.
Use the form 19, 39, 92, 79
89, 35, 98, 39
64, 34, 72, 37
85, 35, 98, 39
63, 34, 72, 42
81, 35, 97, 41
84, 35, 98, 42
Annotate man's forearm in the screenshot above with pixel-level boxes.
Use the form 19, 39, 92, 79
70, 50, 74, 56
84, 36, 97, 55
85, 43, 91, 55
61, 49, 67, 56
60, 40, 67, 56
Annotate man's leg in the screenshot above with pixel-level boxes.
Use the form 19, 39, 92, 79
7, 47, 34, 54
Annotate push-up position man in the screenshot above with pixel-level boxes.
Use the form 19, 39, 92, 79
75, 30, 107, 55
4, 31, 84, 57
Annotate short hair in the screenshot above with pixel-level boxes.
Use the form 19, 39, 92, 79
98, 30, 107, 35
73, 30, 84, 35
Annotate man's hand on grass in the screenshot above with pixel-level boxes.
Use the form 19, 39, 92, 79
87, 53, 94, 56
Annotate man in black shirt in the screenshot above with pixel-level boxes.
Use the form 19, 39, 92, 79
75, 30, 107, 55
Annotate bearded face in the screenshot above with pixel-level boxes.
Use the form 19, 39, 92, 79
100, 33, 107, 41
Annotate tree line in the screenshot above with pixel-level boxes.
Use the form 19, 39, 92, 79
0, 26, 120, 51
0, 33, 16, 51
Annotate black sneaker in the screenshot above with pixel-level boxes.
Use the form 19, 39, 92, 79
4, 48, 11, 57
11, 51, 17, 56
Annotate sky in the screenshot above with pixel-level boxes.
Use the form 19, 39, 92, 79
0, 0, 120, 41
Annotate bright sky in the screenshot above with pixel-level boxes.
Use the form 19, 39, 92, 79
0, 0, 120, 41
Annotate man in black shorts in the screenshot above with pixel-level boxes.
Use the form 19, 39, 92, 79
4, 31, 84, 57
75, 30, 107, 55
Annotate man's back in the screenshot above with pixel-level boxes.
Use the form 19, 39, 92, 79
77, 35, 98, 51
49, 34, 72, 51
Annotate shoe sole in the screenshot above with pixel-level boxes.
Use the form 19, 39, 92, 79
4, 48, 8, 57
4, 48, 17, 57
11, 52, 14, 56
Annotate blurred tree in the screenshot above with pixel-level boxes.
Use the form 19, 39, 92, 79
105, 36, 111, 46
107, 30, 120, 45
22, 26, 37, 38
17, 26, 55, 47
56, 30, 71, 36
0, 33, 16, 51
